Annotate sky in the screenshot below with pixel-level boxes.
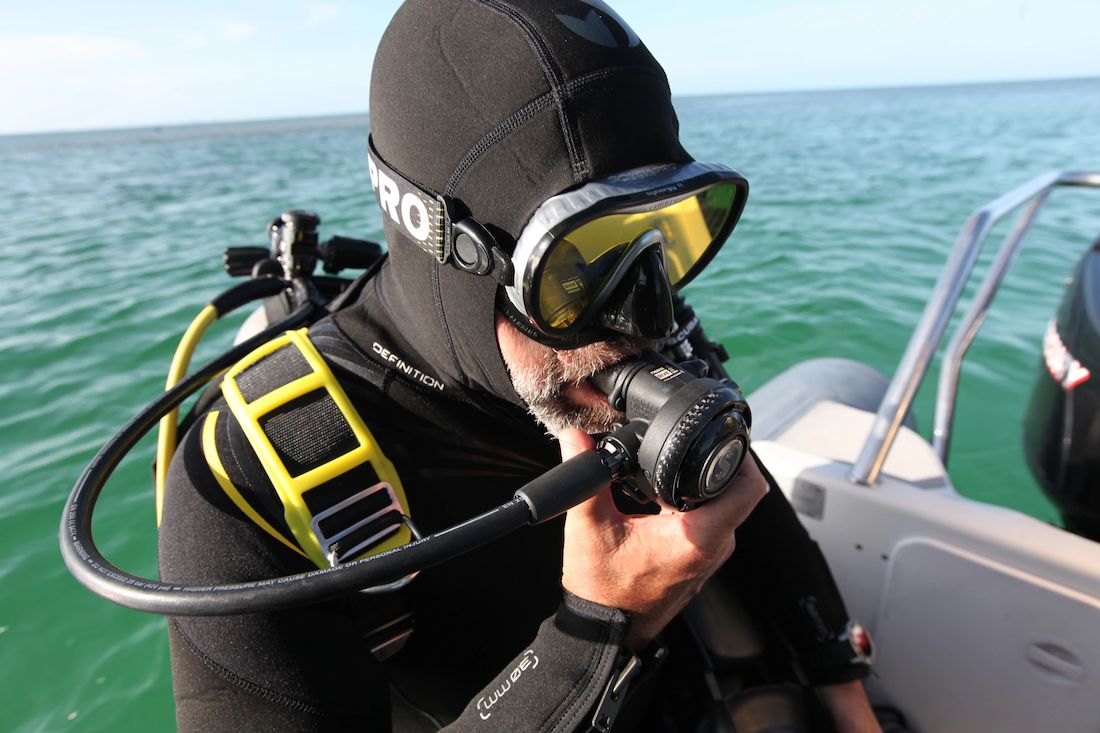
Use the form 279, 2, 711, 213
3, 0, 1099, 135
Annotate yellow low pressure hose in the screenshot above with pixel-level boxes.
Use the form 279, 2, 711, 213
155, 304, 218, 526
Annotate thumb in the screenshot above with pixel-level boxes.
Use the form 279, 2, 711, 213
556, 427, 596, 462
556, 428, 614, 523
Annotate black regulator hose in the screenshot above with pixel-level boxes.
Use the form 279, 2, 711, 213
61, 301, 317, 613
210, 276, 293, 313
60, 292, 618, 614
61, 275, 737, 616
64, 433, 612, 615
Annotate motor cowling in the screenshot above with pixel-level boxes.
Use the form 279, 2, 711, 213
1023, 237, 1100, 540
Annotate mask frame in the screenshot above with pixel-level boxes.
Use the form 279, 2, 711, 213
367, 137, 750, 348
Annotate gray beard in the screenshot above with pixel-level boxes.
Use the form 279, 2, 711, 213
507, 337, 653, 435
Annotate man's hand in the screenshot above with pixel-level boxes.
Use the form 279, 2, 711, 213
557, 428, 767, 650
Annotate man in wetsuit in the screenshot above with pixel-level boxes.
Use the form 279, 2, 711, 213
159, 1, 881, 730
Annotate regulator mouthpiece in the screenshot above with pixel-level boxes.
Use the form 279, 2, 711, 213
591, 352, 751, 511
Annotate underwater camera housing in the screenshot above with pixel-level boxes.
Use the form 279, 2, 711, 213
592, 353, 752, 511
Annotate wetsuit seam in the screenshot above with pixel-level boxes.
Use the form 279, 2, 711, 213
381, 368, 397, 394
561, 65, 664, 96
542, 622, 611, 732
437, 3, 501, 150
469, 0, 589, 182
563, 591, 630, 625
445, 65, 658, 196
430, 262, 466, 388
324, 318, 417, 393
444, 93, 556, 196
321, 316, 462, 400
222, 422, 252, 505
171, 618, 329, 717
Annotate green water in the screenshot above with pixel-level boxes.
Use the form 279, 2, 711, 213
2, 78, 1098, 731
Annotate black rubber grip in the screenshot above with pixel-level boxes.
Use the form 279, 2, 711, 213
321, 236, 384, 273
515, 450, 612, 523
224, 247, 271, 277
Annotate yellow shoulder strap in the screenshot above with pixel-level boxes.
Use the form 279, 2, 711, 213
219, 328, 412, 568
201, 410, 308, 559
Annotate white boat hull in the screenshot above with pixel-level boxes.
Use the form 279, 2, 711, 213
752, 360, 1100, 732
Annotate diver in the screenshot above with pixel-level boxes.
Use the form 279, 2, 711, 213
157, 1, 881, 730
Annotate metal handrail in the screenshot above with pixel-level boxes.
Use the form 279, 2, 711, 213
850, 171, 1100, 486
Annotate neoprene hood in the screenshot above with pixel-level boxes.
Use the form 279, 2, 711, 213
360, 0, 694, 405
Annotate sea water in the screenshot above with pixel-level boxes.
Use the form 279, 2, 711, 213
1, 78, 1098, 731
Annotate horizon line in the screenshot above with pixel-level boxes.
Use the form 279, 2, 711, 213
4, 73, 1097, 140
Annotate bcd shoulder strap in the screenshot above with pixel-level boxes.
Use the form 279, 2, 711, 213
209, 327, 414, 570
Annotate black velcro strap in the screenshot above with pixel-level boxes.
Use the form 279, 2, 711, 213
236, 344, 313, 403
302, 461, 382, 517
258, 390, 360, 477
368, 136, 451, 263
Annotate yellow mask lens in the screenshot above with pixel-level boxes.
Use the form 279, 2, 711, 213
536, 182, 738, 330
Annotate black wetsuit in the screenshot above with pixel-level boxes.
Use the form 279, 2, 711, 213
159, 268, 865, 732
160, 1, 866, 728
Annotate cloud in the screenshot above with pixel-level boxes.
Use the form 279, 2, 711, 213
645, 0, 1100, 94
183, 33, 210, 48
220, 22, 257, 41
306, 3, 344, 26
0, 33, 147, 70
181, 21, 257, 48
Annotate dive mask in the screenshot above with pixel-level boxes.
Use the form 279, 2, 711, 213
367, 137, 749, 347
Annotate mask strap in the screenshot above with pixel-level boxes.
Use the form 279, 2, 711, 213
368, 136, 452, 263
368, 137, 511, 284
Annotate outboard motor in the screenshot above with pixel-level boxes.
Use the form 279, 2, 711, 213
1023, 237, 1100, 540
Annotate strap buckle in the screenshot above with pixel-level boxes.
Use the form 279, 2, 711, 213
592, 653, 642, 732
312, 481, 423, 592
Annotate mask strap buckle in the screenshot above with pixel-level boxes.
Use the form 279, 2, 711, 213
452, 218, 514, 285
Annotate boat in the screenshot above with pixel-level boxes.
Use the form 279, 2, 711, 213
747, 171, 1100, 732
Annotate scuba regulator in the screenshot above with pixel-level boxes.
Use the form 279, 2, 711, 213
60, 211, 751, 616
516, 304, 751, 522
593, 353, 751, 512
